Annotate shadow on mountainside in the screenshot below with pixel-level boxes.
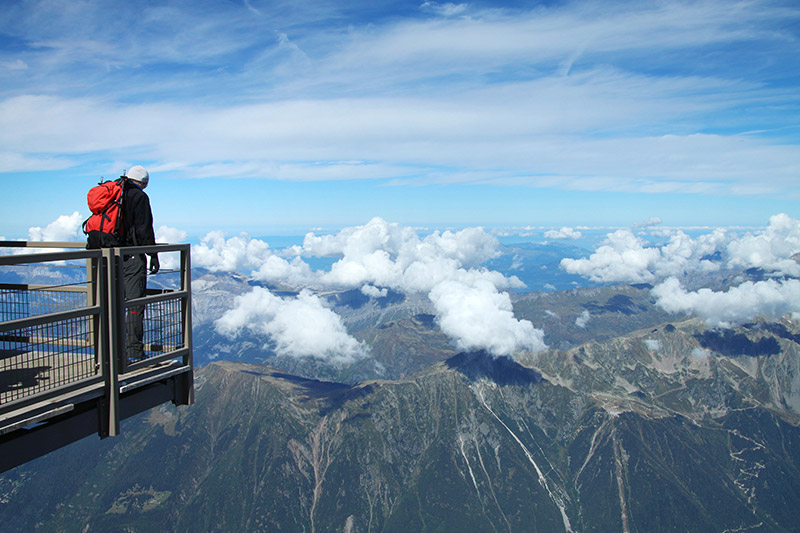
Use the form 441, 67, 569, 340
445, 351, 545, 386
242, 369, 374, 413
694, 329, 781, 357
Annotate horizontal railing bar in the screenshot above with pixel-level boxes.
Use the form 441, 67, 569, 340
124, 289, 188, 308
143, 342, 181, 353
0, 306, 101, 334
0, 241, 87, 249
0, 334, 93, 347
117, 243, 188, 255
119, 364, 191, 394
124, 348, 189, 373
0, 282, 90, 293
0, 250, 101, 266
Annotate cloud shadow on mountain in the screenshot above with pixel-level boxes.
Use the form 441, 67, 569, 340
257, 371, 375, 415
694, 330, 781, 357
445, 351, 545, 386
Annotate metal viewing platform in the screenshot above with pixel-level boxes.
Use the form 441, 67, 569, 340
0, 242, 193, 473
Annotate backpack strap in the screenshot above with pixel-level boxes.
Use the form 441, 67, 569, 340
119, 176, 139, 246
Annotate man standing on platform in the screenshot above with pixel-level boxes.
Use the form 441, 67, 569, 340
122, 165, 159, 361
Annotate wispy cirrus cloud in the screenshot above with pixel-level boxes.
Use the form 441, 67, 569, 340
1, 0, 798, 201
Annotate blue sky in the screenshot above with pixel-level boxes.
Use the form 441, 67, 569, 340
1, 0, 799, 240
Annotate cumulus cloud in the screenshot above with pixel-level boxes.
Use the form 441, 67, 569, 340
428, 279, 546, 357
27, 211, 82, 242
156, 225, 186, 244
196, 217, 542, 357
575, 310, 591, 328
361, 284, 388, 298
633, 217, 663, 229
691, 347, 711, 358
560, 229, 663, 283
544, 227, 582, 240
154, 225, 187, 271
652, 277, 800, 328
563, 214, 800, 328
289, 218, 540, 356
644, 339, 661, 351
215, 288, 367, 364
21, 213, 542, 358
563, 214, 800, 285
727, 213, 800, 276
283, 218, 506, 291
275, 217, 523, 295
192, 231, 273, 272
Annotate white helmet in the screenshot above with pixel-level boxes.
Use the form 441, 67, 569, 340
127, 165, 150, 188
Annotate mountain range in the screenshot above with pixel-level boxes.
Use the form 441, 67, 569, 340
1, 266, 799, 531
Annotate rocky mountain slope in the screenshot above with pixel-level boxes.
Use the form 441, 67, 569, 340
2, 303, 799, 532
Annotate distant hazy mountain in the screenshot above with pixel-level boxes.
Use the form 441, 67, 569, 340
2, 289, 799, 532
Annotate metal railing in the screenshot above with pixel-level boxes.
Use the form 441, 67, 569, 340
0, 241, 193, 442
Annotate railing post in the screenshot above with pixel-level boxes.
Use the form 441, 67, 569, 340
178, 245, 194, 405
87, 255, 101, 375
100, 248, 122, 437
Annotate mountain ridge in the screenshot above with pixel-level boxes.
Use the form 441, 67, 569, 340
3, 310, 800, 531
3, 270, 800, 531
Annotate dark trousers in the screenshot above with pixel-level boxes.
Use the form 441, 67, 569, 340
123, 254, 147, 359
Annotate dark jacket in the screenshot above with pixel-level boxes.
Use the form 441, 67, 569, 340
122, 181, 156, 247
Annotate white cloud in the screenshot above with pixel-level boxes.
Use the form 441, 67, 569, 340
428, 279, 546, 357
194, 217, 538, 357
154, 225, 187, 271
563, 214, 800, 328
633, 217, 662, 229
727, 213, 800, 276
252, 255, 316, 288
27, 211, 82, 242
291, 218, 535, 355
420, 2, 469, 17
156, 225, 186, 244
361, 284, 388, 299
575, 310, 591, 328
192, 231, 273, 272
691, 347, 711, 358
652, 277, 800, 328
644, 339, 660, 351
215, 287, 367, 364
21, 213, 539, 357
544, 227, 582, 240
560, 229, 662, 283
562, 214, 800, 284
271, 217, 517, 294
2, 0, 799, 196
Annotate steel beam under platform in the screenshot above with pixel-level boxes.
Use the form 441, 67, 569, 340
0, 361, 193, 473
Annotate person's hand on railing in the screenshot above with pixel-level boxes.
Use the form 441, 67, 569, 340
148, 253, 160, 274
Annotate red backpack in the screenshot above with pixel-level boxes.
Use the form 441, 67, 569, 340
83, 177, 127, 248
